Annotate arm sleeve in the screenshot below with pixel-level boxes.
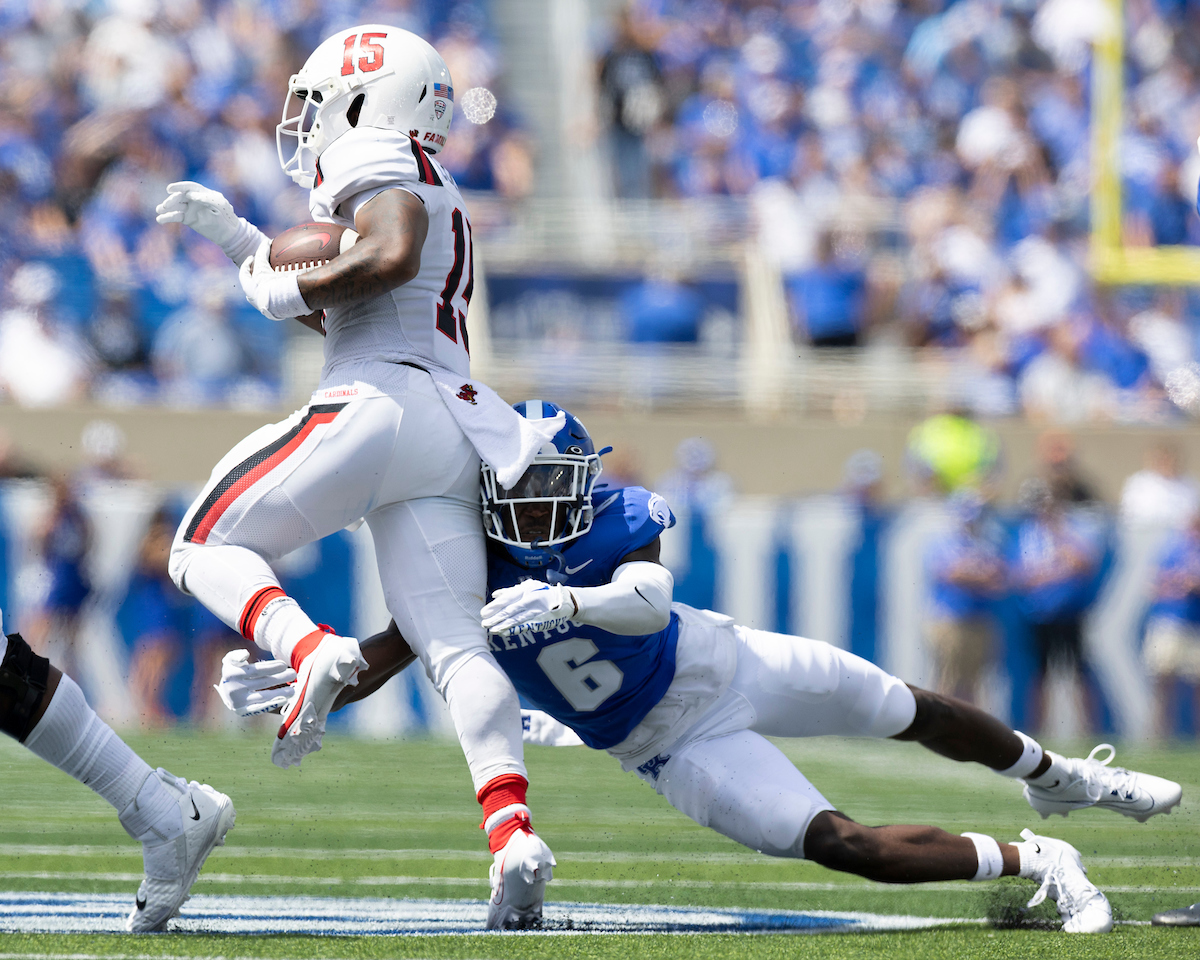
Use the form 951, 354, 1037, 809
223, 218, 269, 265
569, 561, 673, 636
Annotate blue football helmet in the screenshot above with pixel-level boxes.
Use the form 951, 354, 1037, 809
481, 400, 607, 567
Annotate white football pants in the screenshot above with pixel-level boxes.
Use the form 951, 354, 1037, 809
632, 623, 917, 859
170, 363, 525, 789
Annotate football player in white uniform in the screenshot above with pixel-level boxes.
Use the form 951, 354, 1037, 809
155, 26, 555, 928
0, 607, 234, 932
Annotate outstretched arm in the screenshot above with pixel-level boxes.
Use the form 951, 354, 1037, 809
568, 539, 673, 635
331, 620, 416, 711
481, 538, 674, 637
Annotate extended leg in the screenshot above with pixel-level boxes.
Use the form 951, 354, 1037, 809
804, 811, 1017, 883
892, 684, 1181, 820
368, 493, 554, 929
0, 626, 233, 932
649, 727, 1111, 932
892, 685, 1052, 777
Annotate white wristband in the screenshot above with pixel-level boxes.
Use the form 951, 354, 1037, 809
961, 832, 1004, 881
266, 270, 312, 321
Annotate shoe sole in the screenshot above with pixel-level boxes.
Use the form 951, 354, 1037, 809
486, 859, 553, 930
1029, 794, 1181, 822
126, 794, 236, 933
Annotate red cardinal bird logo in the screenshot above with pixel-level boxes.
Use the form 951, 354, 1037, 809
456, 383, 478, 405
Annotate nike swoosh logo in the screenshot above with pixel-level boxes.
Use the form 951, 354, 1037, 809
136, 895, 146, 910
593, 492, 621, 516
278, 674, 312, 738
563, 559, 592, 575
276, 233, 331, 257
493, 854, 506, 905
190, 799, 201, 821
1033, 843, 1041, 854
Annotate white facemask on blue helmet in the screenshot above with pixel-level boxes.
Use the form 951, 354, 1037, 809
481, 400, 608, 568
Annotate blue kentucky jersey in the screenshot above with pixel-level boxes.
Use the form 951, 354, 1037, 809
487, 486, 678, 750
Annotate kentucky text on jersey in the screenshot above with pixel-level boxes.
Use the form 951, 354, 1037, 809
487, 486, 677, 749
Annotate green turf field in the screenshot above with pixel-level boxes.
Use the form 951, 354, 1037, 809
2, 728, 1199, 958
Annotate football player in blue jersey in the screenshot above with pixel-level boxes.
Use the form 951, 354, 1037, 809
221, 400, 1183, 934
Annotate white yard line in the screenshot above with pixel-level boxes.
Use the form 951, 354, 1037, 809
5, 844, 1200, 869
3, 870, 1197, 895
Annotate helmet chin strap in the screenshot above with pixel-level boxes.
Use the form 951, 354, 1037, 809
539, 544, 570, 583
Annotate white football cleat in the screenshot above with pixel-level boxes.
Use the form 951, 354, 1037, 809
271, 633, 366, 769
1016, 828, 1112, 934
486, 827, 556, 930
126, 770, 235, 933
1023, 744, 1182, 822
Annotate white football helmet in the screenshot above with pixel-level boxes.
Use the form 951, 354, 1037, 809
277, 24, 454, 189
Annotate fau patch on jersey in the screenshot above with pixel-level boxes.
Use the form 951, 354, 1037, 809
487, 486, 678, 749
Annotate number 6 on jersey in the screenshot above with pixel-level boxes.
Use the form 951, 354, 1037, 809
536, 638, 623, 712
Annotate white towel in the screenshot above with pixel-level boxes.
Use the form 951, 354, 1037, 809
429, 371, 564, 488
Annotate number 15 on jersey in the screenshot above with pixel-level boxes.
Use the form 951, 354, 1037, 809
436, 207, 473, 354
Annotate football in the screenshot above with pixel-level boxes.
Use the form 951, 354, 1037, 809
269, 222, 359, 272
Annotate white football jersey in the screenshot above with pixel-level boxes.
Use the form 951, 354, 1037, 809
309, 127, 474, 380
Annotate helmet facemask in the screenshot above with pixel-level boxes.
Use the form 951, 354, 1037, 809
482, 454, 603, 561
278, 71, 384, 188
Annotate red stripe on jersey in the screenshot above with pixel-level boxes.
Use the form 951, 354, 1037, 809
186, 406, 344, 545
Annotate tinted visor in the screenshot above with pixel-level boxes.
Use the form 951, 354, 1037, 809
495, 463, 577, 501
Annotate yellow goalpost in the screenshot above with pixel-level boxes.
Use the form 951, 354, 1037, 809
1089, 0, 1200, 285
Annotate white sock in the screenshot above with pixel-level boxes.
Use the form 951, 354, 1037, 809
1015, 839, 1040, 879
255, 596, 319, 664
997, 730, 1045, 780
444, 653, 527, 793
961, 832, 1005, 881
23, 675, 183, 843
1025, 751, 1069, 788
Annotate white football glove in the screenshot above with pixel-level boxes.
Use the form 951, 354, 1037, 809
481, 580, 577, 636
215, 649, 296, 717
239, 238, 311, 322
155, 181, 265, 263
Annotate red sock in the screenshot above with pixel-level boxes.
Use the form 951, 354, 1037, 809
289, 624, 335, 672
478, 774, 533, 854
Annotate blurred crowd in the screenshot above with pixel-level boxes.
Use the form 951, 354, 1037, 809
598, 0, 1200, 422
906, 410, 1200, 737
0, 0, 529, 409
